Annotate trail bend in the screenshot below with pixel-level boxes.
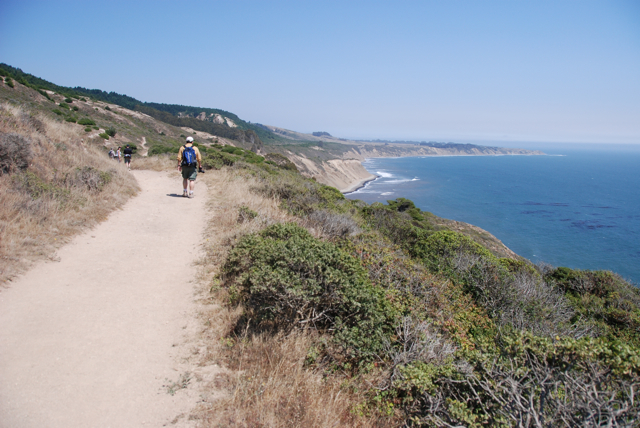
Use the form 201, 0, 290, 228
0, 170, 210, 428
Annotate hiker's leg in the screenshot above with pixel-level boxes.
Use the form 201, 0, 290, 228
183, 177, 188, 191
189, 179, 196, 191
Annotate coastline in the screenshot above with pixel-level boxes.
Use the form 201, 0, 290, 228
342, 174, 379, 194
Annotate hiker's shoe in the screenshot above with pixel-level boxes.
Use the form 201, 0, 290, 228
188, 193, 195, 199
182, 191, 188, 198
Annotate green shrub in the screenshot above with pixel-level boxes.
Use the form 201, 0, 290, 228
92, 126, 99, 130
38, 89, 52, 101
64, 98, 73, 103
98, 132, 109, 140
65, 117, 77, 123
104, 106, 111, 111
12, 171, 70, 200
72, 106, 79, 111
202, 150, 236, 170
105, 127, 116, 137
148, 145, 179, 156
394, 330, 640, 427
84, 127, 92, 132
237, 206, 258, 223
547, 267, 640, 345
52, 109, 63, 116
222, 222, 397, 358
5, 77, 14, 88
264, 153, 298, 171
77, 118, 96, 126
58, 102, 70, 110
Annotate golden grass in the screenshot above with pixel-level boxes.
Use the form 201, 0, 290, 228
130, 153, 175, 171
190, 169, 384, 427
0, 103, 139, 283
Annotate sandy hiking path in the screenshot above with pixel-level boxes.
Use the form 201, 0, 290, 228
0, 170, 211, 428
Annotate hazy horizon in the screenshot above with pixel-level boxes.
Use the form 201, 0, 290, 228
1, 1, 639, 146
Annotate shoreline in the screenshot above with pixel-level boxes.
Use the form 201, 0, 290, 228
342, 174, 379, 194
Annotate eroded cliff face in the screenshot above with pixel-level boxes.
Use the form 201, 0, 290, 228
288, 155, 376, 193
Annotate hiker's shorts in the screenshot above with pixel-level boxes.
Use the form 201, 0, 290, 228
181, 165, 197, 181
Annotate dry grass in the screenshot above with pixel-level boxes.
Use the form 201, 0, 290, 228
130, 153, 175, 171
191, 168, 384, 427
0, 103, 139, 283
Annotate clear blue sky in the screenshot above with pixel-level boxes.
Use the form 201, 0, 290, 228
1, 0, 639, 144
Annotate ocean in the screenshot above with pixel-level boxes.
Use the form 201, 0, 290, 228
346, 143, 640, 285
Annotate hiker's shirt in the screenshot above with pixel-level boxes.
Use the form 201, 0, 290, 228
177, 144, 202, 165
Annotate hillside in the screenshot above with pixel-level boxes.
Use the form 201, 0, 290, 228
3, 66, 637, 427
0, 63, 543, 192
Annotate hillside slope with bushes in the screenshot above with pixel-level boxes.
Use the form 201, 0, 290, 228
193, 149, 639, 427
3, 64, 636, 426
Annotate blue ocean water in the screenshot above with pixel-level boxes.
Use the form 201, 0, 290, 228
346, 143, 640, 284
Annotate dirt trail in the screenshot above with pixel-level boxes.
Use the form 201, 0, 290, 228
0, 170, 210, 428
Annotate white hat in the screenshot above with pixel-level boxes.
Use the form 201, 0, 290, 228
186, 136, 194, 143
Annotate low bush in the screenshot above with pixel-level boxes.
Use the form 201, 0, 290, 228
396, 330, 640, 427
12, 170, 70, 200
0, 133, 33, 175
201, 150, 237, 170
221, 222, 398, 359
66, 166, 112, 192
547, 267, 640, 345
52, 109, 63, 116
148, 145, 179, 156
84, 127, 91, 132
72, 106, 79, 111
58, 102, 70, 110
38, 89, 52, 101
105, 127, 116, 137
65, 117, 77, 123
5, 77, 14, 88
64, 98, 73, 103
98, 132, 109, 140
77, 118, 96, 126
264, 153, 298, 171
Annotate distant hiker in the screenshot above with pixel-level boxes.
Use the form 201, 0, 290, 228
177, 136, 202, 198
108, 148, 115, 159
123, 145, 133, 170
116, 146, 122, 163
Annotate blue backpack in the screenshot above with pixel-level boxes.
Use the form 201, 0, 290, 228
182, 145, 197, 166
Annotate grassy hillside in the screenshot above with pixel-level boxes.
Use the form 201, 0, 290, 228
191, 151, 640, 426
4, 64, 635, 426
0, 83, 139, 282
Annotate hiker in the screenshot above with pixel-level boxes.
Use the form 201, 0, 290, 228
116, 146, 122, 163
108, 148, 115, 159
123, 145, 133, 170
177, 136, 202, 198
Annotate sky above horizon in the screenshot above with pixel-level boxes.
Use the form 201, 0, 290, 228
1, 0, 639, 144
